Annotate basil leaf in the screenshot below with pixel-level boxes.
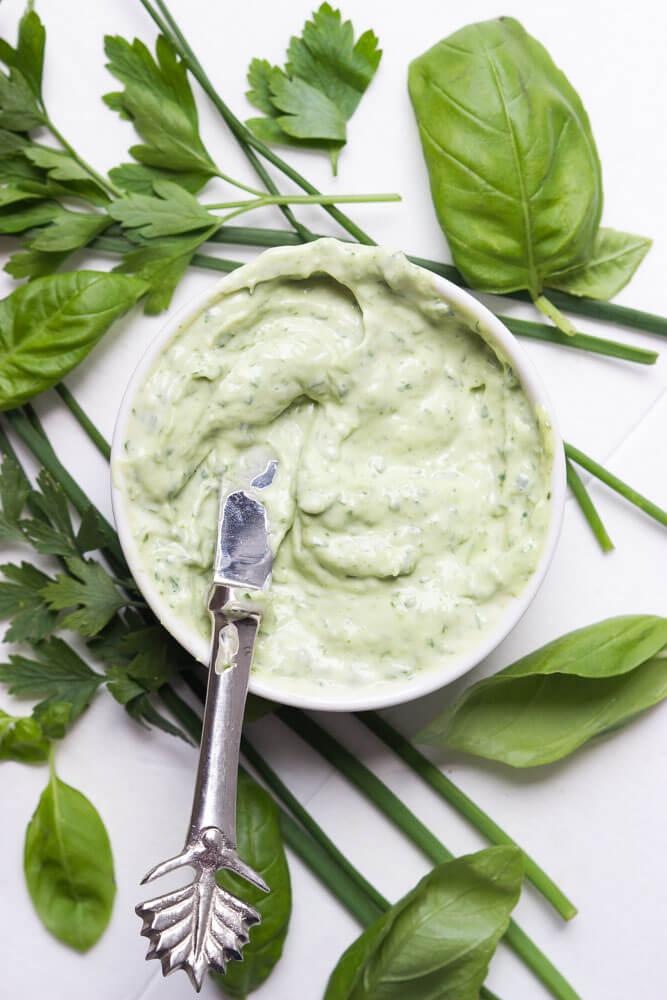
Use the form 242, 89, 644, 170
212, 770, 291, 997
24, 766, 115, 951
0, 270, 147, 410
418, 616, 667, 766
324, 846, 522, 1000
408, 18, 602, 296
547, 228, 652, 300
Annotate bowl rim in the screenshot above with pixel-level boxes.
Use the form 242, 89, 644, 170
111, 242, 566, 713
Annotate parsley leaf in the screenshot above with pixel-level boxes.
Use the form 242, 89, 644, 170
0, 447, 30, 541
109, 162, 211, 196
41, 557, 128, 637
0, 199, 63, 235
0, 7, 46, 100
27, 209, 110, 253
103, 34, 217, 183
0, 636, 103, 721
125, 692, 194, 743
0, 66, 44, 131
0, 562, 57, 643
0, 708, 50, 762
246, 3, 382, 173
75, 506, 112, 555
108, 179, 216, 238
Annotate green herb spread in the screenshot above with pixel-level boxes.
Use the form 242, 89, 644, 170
116, 240, 552, 693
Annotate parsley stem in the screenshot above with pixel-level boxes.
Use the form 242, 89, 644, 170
566, 459, 614, 552
277, 708, 581, 1000
42, 115, 122, 200
205, 194, 400, 210
356, 711, 578, 921
214, 171, 264, 197
564, 443, 667, 527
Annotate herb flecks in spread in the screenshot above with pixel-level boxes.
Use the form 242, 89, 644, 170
117, 240, 552, 692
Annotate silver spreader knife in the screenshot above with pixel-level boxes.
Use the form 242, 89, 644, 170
136, 456, 279, 992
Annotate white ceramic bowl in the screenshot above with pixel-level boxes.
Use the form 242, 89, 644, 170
111, 247, 565, 713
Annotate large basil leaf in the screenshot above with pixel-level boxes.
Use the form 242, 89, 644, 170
547, 228, 652, 300
0, 270, 147, 409
408, 18, 602, 297
211, 770, 291, 997
324, 846, 522, 1000
419, 616, 667, 766
24, 766, 116, 950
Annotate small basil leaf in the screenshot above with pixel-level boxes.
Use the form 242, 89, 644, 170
547, 228, 652, 300
212, 770, 291, 997
0, 270, 147, 410
24, 768, 115, 950
324, 846, 522, 1000
418, 617, 667, 767
408, 18, 602, 296
35, 700, 71, 740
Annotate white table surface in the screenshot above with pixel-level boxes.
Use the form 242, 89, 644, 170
1, 0, 666, 997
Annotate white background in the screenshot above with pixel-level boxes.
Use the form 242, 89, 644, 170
1, 0, 666, 998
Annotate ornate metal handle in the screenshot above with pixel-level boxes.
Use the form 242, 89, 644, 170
135, 586, 269, 992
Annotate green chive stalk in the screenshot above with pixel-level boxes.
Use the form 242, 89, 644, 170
566, 459, 614, 552
138, 0, 667, 339
278, 708, 581, 1000
565, 442, 667, 527
357, 711, 578, 920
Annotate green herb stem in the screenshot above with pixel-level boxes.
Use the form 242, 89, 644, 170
278, 709, 580, 1000
533, 294, 579, 337
565, 443, 667, 527
205, 194, 400, 211
357, 711, 578, 920
499, 316, 657, 365
55, 385, 111, 461
43, 116, 121, 200
241, 735, 391, 914
2, 406, 128, 578
566, 459, 614, 552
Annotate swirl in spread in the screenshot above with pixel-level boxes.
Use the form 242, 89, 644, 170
116, 240, 552, 693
